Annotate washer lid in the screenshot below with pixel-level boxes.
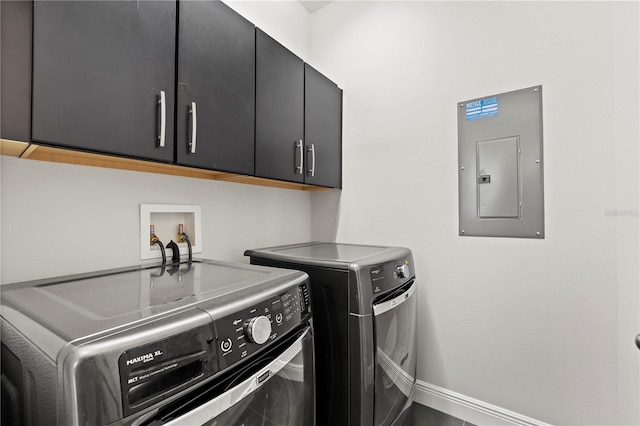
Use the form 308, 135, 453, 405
0, 260, 305, 345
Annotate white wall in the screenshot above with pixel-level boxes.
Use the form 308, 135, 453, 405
612, 3, 640, 425
0, 0, 313, 284
310, 1, 638, 425
226, 0, 311, 60
0, 157, 311, 283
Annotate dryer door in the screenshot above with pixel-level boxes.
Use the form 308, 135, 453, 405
372, 280, 417, 426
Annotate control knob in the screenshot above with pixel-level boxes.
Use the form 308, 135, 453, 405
245, 316, 272, 345
396, 264, 410, 279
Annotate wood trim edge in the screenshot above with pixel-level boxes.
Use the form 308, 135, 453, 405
0, 139, 333, 192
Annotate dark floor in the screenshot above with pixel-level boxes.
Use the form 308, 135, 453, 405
402, 403, 477, 426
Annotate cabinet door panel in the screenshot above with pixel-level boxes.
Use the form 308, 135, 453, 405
255, 29, 304, 183
31, 1, 176, 162
304, 64, 342, 188
176, 1, 255, 174
1, 0, 32, 142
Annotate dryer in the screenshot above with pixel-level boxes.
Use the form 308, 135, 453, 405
245, 242, 417, 426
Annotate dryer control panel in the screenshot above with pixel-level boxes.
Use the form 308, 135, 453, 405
369, 256, 415, 296
214, 282, 311, 370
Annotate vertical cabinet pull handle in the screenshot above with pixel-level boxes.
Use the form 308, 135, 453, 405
189, 102, 197, 154
295, 140, 304, 175
158, 91, 166, 148
307, 144, 316, 177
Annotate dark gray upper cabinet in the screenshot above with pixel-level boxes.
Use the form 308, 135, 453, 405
176, 1, 255, 175
31, 1, 176, 162
27, 2, 341, 188
255, 28, 305, 184
1, 1, 32, 142
304, 64, 342, 189
255, 29, 342, 188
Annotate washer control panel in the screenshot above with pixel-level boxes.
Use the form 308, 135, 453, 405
214, 282, 311, 370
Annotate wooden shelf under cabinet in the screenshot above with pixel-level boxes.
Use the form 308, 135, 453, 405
0, 139, 332, 192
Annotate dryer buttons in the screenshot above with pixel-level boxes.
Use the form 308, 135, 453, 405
396, 264, 409, 279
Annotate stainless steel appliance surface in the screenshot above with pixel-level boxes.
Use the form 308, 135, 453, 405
245, 242, 417, 426
1, 259, 314, 426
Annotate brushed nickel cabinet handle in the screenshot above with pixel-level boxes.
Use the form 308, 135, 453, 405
189, 102, 197, 154
158, 90, 166, 148
307, 143, 316, 177
295, 140, 304, 175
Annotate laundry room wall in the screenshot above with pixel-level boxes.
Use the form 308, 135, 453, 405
1, 2, 637, 424
308, 1, 638, 426
0, 0, 313, 284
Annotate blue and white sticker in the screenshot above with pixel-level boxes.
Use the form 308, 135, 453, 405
466, 96, 498, 121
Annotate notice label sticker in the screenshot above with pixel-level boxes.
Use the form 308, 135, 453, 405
466, 97, 498, 121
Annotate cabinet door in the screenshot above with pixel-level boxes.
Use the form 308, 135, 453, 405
1, 0, 32, 142
31, 1, 176, 162
176, 1, 255, 174
304, 64, 342, 188
255, 29, 304, 183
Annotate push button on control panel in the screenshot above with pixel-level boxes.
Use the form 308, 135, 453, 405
298, 284, 311, 314
220, 338, 233, 353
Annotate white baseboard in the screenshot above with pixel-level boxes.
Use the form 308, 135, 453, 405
414, 381, 553, 426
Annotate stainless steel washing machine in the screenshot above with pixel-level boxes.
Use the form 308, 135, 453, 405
1, 259, 314, 426
245, 242, 417, 426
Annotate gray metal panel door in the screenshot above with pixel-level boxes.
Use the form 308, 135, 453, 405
176, 1, 255, 175
31, 1, 176, 162
477, 136, 520, 218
